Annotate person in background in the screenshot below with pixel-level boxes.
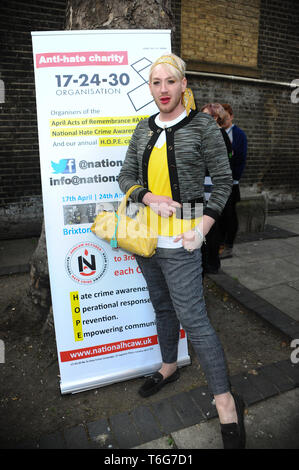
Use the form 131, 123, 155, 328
201, 103, 232, 274
118, 54, 246, 449
219, 103, 247, 259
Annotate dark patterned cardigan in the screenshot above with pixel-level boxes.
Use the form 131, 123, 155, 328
118, 109, 232, 221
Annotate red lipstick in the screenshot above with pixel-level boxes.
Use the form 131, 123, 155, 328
160, 97, 170, 104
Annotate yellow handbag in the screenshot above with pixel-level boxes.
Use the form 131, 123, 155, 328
91, 185, 157, 257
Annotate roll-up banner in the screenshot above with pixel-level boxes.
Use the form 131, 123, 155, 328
31, 30, 190, 394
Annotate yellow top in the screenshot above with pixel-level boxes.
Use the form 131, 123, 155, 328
147, 141, 201, 236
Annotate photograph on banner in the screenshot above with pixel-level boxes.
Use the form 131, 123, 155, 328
31, 30, 190, 394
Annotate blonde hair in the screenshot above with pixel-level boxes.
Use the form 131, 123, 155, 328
149, 53, 186, 82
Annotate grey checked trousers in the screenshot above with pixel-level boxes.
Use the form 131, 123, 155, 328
136, 247, 231, 396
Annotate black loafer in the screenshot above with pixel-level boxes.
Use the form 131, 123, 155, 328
220, 393, 246, 449
138, 369, 180, 398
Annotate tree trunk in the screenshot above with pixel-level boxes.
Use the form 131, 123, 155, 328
28, 0, 174, 332
18, 221, 52, 333
65, 0, 174, 30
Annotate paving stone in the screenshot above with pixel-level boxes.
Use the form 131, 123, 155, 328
290, 324, 299, 340
256, 284, 299, 322
212, 259, 299, 342
261, 362, 295, 393
235, 290, 258, 307
241, 292, 271, 311
131, 405, 162, 443
134, 436, 174, 450
246, 369, 279, 398
224, 258, 299, 291
230, 373, 263, 406
172, 421, 223, 450
64, 423, 92, 449
170, 391, 206, 427
150, 398, 183, 434
39, 431, 66, 449
109, 411, 142, 449
274, 360, 299, 386
188, 386, 218, 420
262, 308, 295, 330
280, 322, 299, 339
87, 418, 116, 449
252, 301, 284, 324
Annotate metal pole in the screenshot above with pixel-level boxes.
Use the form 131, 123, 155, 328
186, 70, 297, 88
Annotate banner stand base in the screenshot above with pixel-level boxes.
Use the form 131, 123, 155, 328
60, 355, 191, 395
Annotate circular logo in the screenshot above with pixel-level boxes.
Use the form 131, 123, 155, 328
65, 241, 108, 284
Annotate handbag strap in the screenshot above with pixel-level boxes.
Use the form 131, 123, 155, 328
117, 184, 143, 215
110, 185, 142, 249
110, 213, 120, 249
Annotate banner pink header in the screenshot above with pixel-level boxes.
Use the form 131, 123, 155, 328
36, 51, 128, 68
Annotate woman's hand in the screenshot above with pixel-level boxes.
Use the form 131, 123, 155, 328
142, 193, 182, 218
174, 229, 204, 251
174, 215, 215, 252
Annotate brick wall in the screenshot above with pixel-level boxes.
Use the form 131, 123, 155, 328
188, 77, 299, 197
181, 0, 260, 76
0, 0, 66, 238
258, 0, 299, 82
175, 0, 299, 204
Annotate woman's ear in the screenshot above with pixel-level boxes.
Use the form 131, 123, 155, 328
181, 77, 187, 93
